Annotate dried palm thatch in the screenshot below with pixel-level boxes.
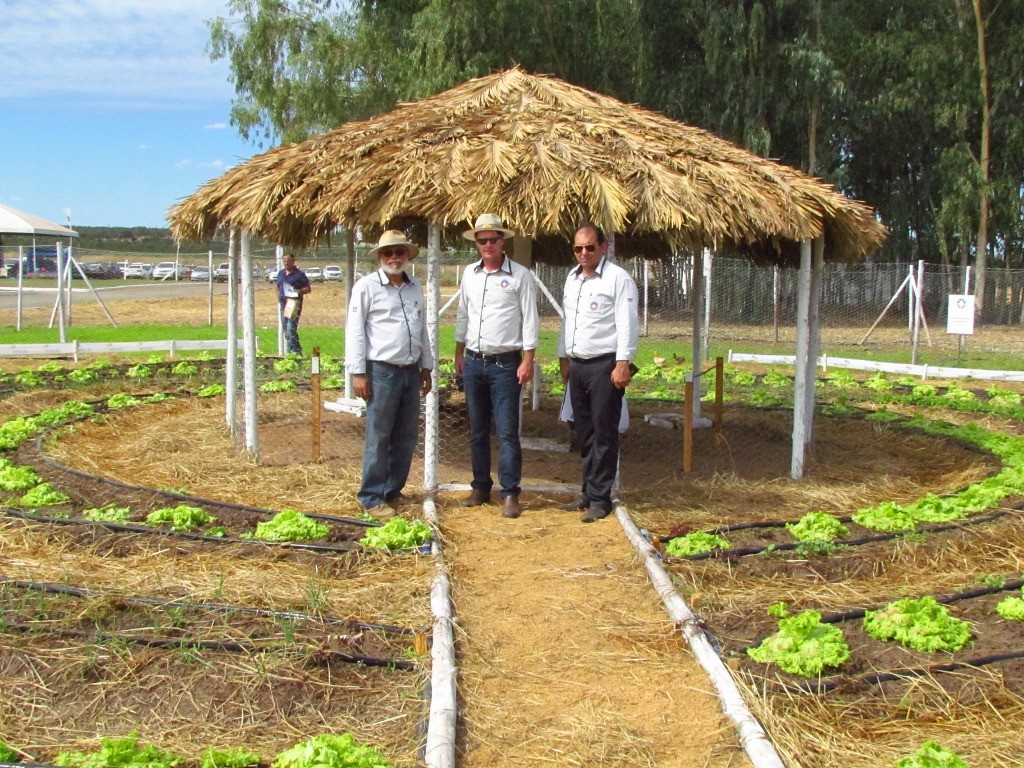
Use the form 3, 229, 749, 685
169, 67, 885, 266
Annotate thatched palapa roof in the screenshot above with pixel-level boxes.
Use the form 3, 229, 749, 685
169, 67, 885, 266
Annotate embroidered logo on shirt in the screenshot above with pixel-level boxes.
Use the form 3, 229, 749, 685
499, 279, 511, 289
589, 301, 600, 311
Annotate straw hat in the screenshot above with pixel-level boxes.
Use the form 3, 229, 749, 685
462, 213, 516, 241
368, 230, 420, 260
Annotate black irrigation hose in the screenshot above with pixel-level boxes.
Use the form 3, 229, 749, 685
783, 649, 1024, 694
0, 578, 420, 637
664, 510, 1014, 562
1, 508, 362, 554
817, 578, 1024, 625
33, 431, 377, 529
0, 621, 417, 670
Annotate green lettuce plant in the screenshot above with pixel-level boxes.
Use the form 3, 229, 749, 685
146, 505, 216, 532
250, 510, 329, 542
0, 739, 19, 762
996, 588, 1024, 622
747, 610, 850, 677
107, 393, 142, 409
126, 364, 153, 379
260, 380, 297, 393
171, 362, 198, 376
786, 512, 849, 543
200, 748, 260, 768
664, 531, 730, 557
68, 368, 99, 384
360, 518, 432, 550
852, 501, 917, 532
83, 504, 132, 524
273, 357, 300, 374
55, 733, 182, 768
0, 461, 41, 491
863, 596, 972, 653
20, 483, 70, 507
894, 740, 969, 768
271, 734, 391, 768
197, 384, 226, 398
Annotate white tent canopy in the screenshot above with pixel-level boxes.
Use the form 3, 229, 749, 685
0, 203, 78, 238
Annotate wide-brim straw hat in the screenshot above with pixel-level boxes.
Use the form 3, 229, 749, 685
462, 213, 516, 241
368, 230, 420, 260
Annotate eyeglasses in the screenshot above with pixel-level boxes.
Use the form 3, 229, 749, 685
475, 236, 503, 245
378, 248, 408, 257
573, 244, 598, 254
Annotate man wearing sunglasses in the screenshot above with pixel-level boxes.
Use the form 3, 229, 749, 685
455, 213, 540, 519
345, 231, 433, 518
556, 224, 638, 522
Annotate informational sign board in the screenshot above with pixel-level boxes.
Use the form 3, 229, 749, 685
946, 294, 975, 335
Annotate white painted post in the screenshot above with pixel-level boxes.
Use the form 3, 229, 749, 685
225, 231, 239, 433
423, 222, 442, 493
241, 229, 259, 457
344, 231, 356, 400
791, 239, 813, 479
907, 262, 916, 333
690, 248, 704, 419
642, 260, 650, 337
207, 250, 214, 325
276, 244, 286, 357
16, 246, 24, 331
702, 250, 713, 361
805, 237, 824, 449
55, 243, 66, 343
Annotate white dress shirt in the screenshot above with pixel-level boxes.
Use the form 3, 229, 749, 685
455, 255, 540, 354
345, 269, 433, 373
556, 257, 639, 361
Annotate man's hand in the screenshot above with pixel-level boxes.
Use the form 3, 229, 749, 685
611, 360, 632, 389
517, 351, 535, 385
352, 373, 371, 400
420, 369, 433, 396
559, 357, 570, 384
454, 347, 465, 376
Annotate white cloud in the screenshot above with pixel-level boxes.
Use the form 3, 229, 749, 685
0, 0, 236, 106
204, 123, 228, 130
137, 143, 150, 150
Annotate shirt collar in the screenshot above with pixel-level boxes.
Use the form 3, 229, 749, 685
375, 268, 410, 286
472, 254, 513, 274
571, 256, 607, 279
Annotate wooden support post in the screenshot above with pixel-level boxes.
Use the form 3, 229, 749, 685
714, 356, 724, 444
683, 373, 694, 472
311, 346, 321, 461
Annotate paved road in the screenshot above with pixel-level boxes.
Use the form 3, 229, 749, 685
0, 280, 237, 311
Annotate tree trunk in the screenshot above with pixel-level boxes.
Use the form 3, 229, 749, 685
972, 0, 991, 321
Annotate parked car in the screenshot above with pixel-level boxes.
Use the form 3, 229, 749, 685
189, 266, 211, 282
121, 262, 153, 279
81, 262, 121, 279
323, 265, 343, 281
305, 266, 324, 282
152, 262, 189, 280
213, 263, 231, 281
265, 266, 280, 282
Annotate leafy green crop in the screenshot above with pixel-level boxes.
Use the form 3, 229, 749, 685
68, 368, 99, 384
146, 505, 216, 532
863, 596, 972, 653
107, 393, 142, 409
903, 494, 965, 524
730, 371, 756, 386
941, 386, 976, 403
761, 370, 791, 388
0, 739, 19, 762
55, 734, 182, 768
126, 364, 153, 379
322, 374, 346, 389
274, 358, 300, 374
261, 380, 297, 393
359, 518, 432, 550
15, 371, 43, 387
271, 734, 392, 768
20, 483, 70, 507
747, 610, 850, 677
0, 417, 40, 450
852, 501, 917, 532
83, 504, 132, 524
0, 462, 41, 491
250, 510, 329, 542
786, 512, 849, 543
894, 740, 969, 768
863, 372, 893, 392
200, 748, 260, 768
171, 362, 199, 376
197, 384, 226, 398
664, 531, 730, 557
996, 588, 1024, 622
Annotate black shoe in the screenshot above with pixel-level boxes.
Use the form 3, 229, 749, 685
558, 495, 589, 512
581, 506, 612, 523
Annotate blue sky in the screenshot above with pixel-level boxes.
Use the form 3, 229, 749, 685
0, 0, 258, 228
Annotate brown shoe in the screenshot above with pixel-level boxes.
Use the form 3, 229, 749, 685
501, 495, 521, 518
461, 488, 492, 507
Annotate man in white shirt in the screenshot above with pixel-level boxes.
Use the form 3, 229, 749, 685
455, 213, 540, 518
556, 224, 638, 522
345, 231, 433, 518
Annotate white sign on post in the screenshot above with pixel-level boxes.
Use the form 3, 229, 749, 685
946, 294, 975, 335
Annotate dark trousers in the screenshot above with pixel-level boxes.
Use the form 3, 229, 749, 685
568, 354, 623, 513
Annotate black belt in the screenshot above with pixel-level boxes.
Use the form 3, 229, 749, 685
466, 348, 522, 364
570, 352, 616, 364
370, 360, 419, 370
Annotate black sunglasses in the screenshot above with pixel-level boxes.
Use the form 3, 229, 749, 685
573, 244, 598, 254
378, 248, 408, 257
475, 236, 503, 245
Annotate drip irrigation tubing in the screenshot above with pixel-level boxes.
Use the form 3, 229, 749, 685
0, 622, 418, 671
662, 510, 1013, 561
0, 577, 419, 636
781, 649, 1024, 694
1, 507, 362, 554
33, 431, 375, 528
817, 578, 1024, 624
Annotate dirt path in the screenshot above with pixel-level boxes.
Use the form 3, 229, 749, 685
438, 496, 751, 768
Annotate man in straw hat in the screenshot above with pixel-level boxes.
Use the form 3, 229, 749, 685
345, 231, 433, 518
455, 213, 539, 519
556, 224, 638, 522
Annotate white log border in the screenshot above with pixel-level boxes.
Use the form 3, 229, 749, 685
728, 351, 1024, 382
422, 495, 457, 768
615, 504, 788, 768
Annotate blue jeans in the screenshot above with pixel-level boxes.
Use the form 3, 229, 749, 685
358, 360, 421, 510
463, 354, 522, 498
281, 311, 302, 355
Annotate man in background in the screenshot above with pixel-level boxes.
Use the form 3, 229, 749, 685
275, 252, 312, 355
